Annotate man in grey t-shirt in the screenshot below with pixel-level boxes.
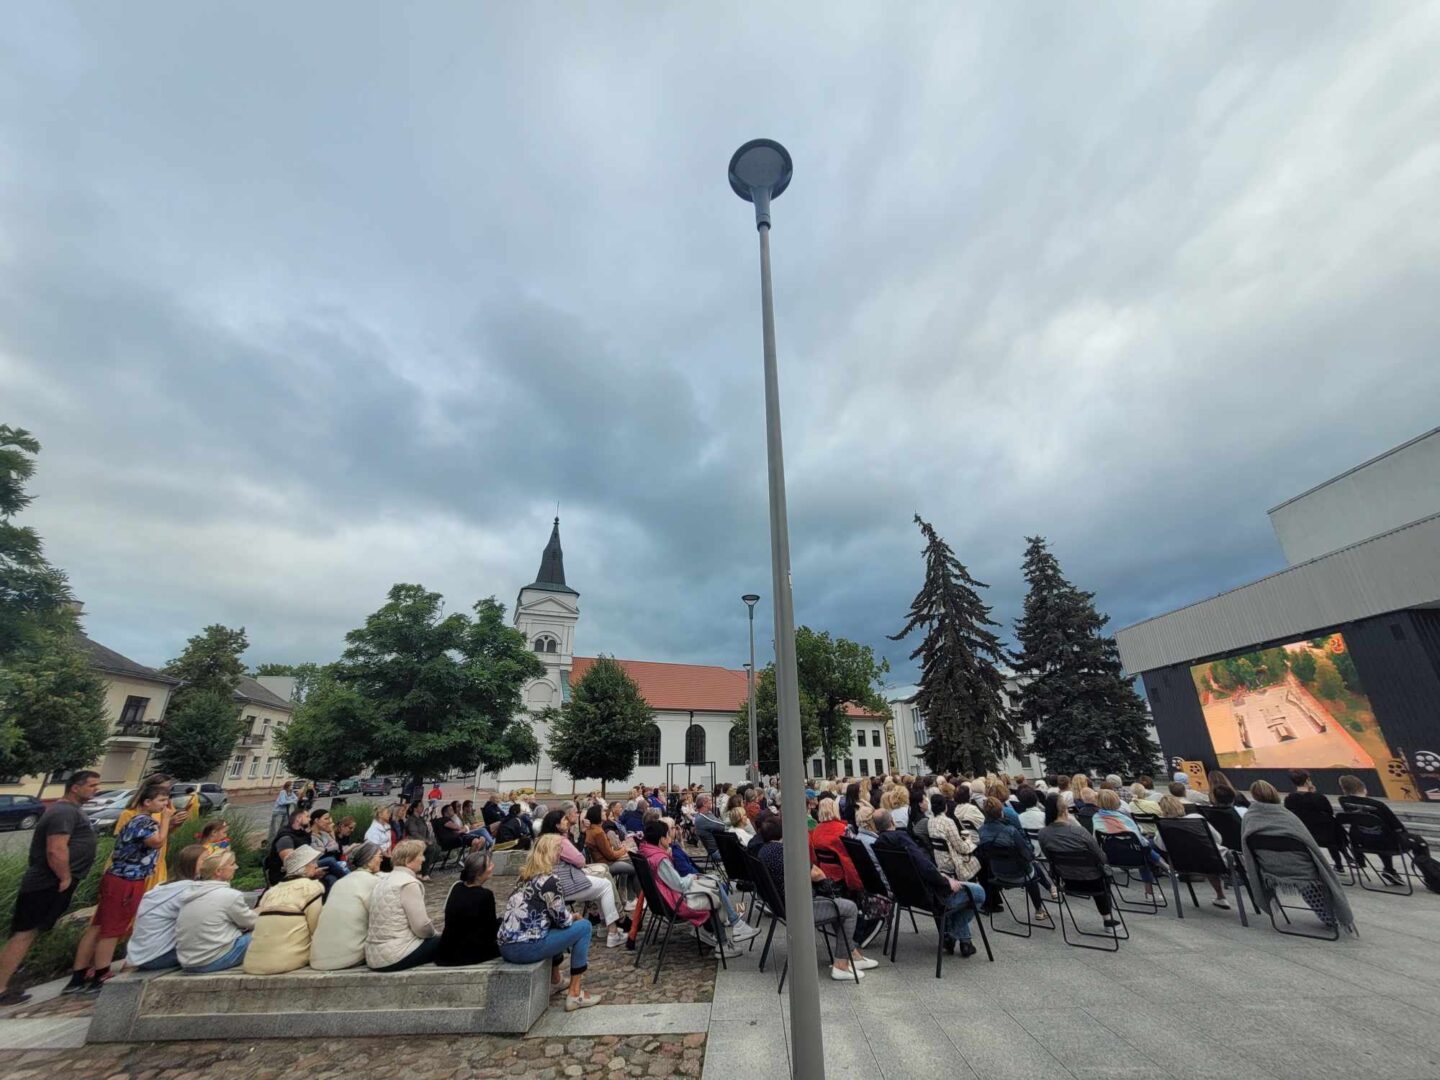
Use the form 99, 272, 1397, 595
0, 771, 101, 1006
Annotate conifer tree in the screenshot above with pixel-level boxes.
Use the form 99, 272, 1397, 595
1011, 536, 1160, 777
890, 515, 1019, 775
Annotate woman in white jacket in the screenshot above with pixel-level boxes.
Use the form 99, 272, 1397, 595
175, 850, 257, 973
365, 840, 438, 971
310, 842, 385, 970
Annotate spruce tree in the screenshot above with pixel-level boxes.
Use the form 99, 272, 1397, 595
890, 515, 1019, 775
1011, 536, 1160, 777
545, 656, 656, 795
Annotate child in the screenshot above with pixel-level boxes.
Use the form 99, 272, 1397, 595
199, 818, 231, 856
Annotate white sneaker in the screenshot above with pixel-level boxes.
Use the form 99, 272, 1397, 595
830, 964, 864, 981
713, 943, 743, 960
730, 922, 761, 942
606, 929, 626, 949
853, 956, 879, 971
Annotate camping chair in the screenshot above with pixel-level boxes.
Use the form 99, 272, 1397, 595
1243, 833, 1344, 941
1153, 817, 1253, 926
1338, 799, 1415, 895
629, 852, 729, 984
975, 840, 1053, 938
715, 832, 763, 935
842, 835, 910, 948
1044, 845, 1128, 952
746, 850, 859, 991
1099, 832, 1167, 914
874, 844, 992, 976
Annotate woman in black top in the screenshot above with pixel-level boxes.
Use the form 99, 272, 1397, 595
1283, 770, 1346, 872
436, 851, 500, 966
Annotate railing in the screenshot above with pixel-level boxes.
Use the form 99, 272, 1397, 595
239, 732, 267, 747
113, 720, 163, 739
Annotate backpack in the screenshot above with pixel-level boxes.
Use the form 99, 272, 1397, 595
1414, 852, 1440, 895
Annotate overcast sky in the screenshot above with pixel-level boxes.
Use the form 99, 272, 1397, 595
3, 3, 1438, 683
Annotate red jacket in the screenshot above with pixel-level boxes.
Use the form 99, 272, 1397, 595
809, 820, 862, 893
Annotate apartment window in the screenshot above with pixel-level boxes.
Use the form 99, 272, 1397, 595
119, 696, 150, 726
228, 755, 244, 779
248, 757, 260, 779
261, 719, 271, 743
811, 759, 824, 777
844, 758, 854, 776
263, 757, 275, 778
638, 724, 662, 768
858, 758, 869, 777
872, 729, 880, 746
856, 730, 866, 748
874, 758, 883, 776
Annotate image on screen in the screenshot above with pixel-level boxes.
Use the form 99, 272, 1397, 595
1190, 633, 1393, 770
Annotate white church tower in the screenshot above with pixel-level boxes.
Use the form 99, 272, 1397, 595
504, 518, 579, 790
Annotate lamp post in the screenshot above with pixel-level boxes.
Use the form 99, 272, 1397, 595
742, 594, 761, 784
729, 138, 824, 1079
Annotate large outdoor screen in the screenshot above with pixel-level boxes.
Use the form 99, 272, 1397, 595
1190, 632, 1394, 770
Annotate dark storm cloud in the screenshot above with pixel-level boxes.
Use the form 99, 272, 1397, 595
2, 2, 1438, 678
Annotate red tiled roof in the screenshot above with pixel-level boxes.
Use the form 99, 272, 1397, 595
569, 657, 888, 719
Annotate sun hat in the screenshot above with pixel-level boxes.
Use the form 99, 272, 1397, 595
283, 844, 322, 877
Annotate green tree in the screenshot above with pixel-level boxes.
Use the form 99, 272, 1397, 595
154, 624, 249, 781
1010, 536, 1160, 778
166, 625, 249, 697
334, 585, 545, 785
1331, 649, 1362, 694
891, 515, 1019, 776
1290, 648, 1317, 684
1258, 647, 1289, 686
253, 661, 324, 702
1314, 658, 1344, 700
795, 628, 891, 771
731, 663, 821, 772
276, 667, 380, 781
0, 426, 71, 658
545, 656, 656, 794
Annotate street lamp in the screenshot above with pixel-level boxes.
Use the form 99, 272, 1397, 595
729, 138, 824, 1079
742, 594, 761, 786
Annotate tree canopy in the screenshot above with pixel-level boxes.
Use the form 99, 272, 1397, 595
545, 656, 655, 793
795, 628, 890, 770
731, 662, 821, 773
155, 624, 249, 781
891, 515, 1019, 775
1010, 535, 1160, 777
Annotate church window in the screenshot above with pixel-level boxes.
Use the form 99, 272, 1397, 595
638, 723, 662, 767
533, 635, 558, 653
684, 724, 706, 765
728, 726, 747, 767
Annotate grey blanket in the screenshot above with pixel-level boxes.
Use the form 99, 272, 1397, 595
1240, 800, 1355, 932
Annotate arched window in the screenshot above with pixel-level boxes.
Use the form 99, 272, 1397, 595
685, 724, 706, 765
728, 726, 748, 767
533, 635, 558, 653
638, 723, 662, 768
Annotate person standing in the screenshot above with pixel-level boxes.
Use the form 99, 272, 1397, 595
65, 780, 174, 994
111, 773, 190, 890
0, 771, 101, 1006
270, 781, 297, 841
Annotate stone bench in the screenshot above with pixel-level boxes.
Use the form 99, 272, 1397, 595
87, 959, 549, 1042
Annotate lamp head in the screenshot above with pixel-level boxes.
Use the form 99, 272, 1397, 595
742, 594, 761, 608
729, 140, 792, 228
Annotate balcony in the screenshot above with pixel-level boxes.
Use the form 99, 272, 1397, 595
239, 732, 268, 747
112, 720, 163, 741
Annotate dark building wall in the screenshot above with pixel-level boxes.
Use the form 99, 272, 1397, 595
1140, 609, 1440, 800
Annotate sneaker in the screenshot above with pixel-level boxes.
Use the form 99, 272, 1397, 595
942, 935, 956, 955
856, 917, 885, 950
80, 974, 110, 996
1103, 918, 1122, 929
729, 922, 760, 942
853, 956, 880, 971
60, 972, 90, 996
565, 991, 602, 1011
1381, 871, 1403, 887
0, 990, 32, 1008
605, 929, 626, 949
696, 927, 718, 949
830, 964, 864, 981
712, 943, 743, 960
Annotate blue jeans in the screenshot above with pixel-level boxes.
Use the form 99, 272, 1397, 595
500, 920, 591, 976
184, 933, 250, 974
944, 882, 987, 943
463, 829, 493, 849
132, 948, 179, 971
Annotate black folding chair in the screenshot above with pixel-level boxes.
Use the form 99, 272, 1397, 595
1293, 809, 1355, 885
879, 844, 993, 976
842, 834, 911, 947
1099, 832, 1167, 914
715, 831, 764, 936
1244, 833, 1344, 941
1044, 845, 1128, 952
975, 840, 1052, 937
629, 852, 728, 984
1338, 800, 1415, 895
746, 850, 859, 991
1153, 817, 1254, 926
1197, 806, 1245, 854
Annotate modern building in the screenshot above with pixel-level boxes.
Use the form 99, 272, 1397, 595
214, 675, 298, 793
486, 519, 892, 792
886, 678, 1047, 779
1116, 427, 1440, 802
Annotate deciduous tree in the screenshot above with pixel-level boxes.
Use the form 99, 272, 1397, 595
545, 656, 655, 794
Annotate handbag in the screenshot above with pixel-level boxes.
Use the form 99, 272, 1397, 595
684, 872, 725, 911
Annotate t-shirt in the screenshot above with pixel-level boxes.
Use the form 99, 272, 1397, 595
436, 883, 500, 966
22, 800, 98, 892
109, 813, 161, 880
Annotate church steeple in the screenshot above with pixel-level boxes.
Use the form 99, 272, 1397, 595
526, 518, 579, 596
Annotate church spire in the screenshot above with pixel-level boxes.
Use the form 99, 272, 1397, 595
525, 517, 578, 595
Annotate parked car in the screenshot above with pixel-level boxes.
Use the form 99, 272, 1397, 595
311, 780, 337, 797
82, 788, 134, 817
337, 778, 361, 795
171, 782, 228, 815
0, 794, 46, 831
358, 777, 389, 797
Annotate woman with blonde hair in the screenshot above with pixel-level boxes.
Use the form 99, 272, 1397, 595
176, 848, 256, 972
365, 839, 438, 971
498, 834, 600, 1011
880, 785, 910, 830
725, 806, 755, 845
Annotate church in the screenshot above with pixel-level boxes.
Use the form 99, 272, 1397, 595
485, 520, 893, 793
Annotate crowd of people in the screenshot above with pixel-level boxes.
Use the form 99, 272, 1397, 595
0, 762, 1403, 1009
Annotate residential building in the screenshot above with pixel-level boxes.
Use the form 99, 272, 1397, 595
214, 675, 297, 793
886, 677, 1046, 779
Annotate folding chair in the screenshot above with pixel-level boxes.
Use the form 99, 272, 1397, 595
975, 840, 1053, 938
1338, 800, 1415, 895
1153, 817, 1254, 926
842, 834, 911, 948
629, 852, 729, 984
1197, 806, 1245, 854
1244, 833, 1344, 941
874, 844, 992, 977
746, 850, 859, 991
1044, 845, 1128, 952
716, 832, 763, 934
1099, 832, 1167, 914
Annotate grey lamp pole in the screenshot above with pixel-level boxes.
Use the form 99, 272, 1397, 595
730, 138, 824, 1079
742, 594, 761, 784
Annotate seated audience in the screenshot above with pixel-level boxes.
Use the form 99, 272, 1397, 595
263, 808, 314, 888
1153, 794, 1230, 908
583, 803, 637, 902
199, 818, 230, 856
495, 802, 535, 849
809, 797, 865, 895
725, 806, 756, 846
365, 804, 395, 852
927, 794, 981, 885
1128, 783, 1162, 818
246, 845, 326, 974
1016, 788, 1046, 831
500, 834, 602, 1010
1283, 770, 1346, 873
977, 798, 1051, 922
1242, 780, 1355, 934
1093, 788, 1162, 899
872, 809, 985, 956
637, 819, 758, 949
176, 849, 256, 973
539, 810, 628, 948
366, 839, 439, 971
126, 844, 205, 971
1039, 798, 1120, 927
310, 841, 384, 970
1208, 770, 1249, 807
437, 850, 501, 966
1337, 774, 1406, 885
